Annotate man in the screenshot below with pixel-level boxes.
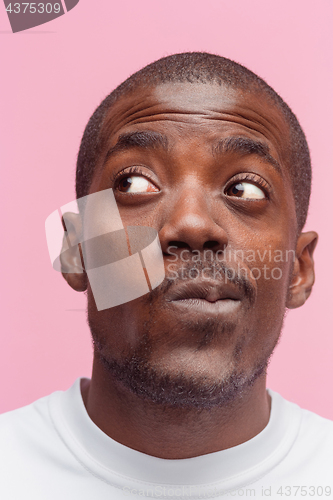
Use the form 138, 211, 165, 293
1, 52, 332, 499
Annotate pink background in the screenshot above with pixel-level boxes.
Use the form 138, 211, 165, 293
0, 1, 332, 417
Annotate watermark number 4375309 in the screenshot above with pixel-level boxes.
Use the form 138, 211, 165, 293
3, 0, 80, 32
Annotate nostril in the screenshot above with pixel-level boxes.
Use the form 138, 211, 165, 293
203, 241, 219, 250
168, 241, 191, 251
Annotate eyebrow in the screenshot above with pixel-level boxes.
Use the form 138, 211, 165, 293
213, 136, 282, 174
104, 131, 169, 163
104, 130, 282, 175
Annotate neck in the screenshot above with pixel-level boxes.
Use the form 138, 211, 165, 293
81, 358, 271, 460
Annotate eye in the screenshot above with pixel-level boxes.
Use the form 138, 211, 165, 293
226, 181, 265, 200
117, 175, 159, 193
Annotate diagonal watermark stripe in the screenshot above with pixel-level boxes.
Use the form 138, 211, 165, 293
45, 189, 165, 311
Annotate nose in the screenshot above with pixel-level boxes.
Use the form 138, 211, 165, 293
159, 187, 228, 255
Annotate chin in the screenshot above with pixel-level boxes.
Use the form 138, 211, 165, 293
97, 342, 269, 410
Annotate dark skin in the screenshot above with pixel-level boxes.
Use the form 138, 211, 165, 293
62, 82, 317, 459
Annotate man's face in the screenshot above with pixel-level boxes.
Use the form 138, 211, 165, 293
86, 82, 298, 408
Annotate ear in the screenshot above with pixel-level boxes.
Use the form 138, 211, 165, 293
287, 231, 318, 309
60, 212, 88, 292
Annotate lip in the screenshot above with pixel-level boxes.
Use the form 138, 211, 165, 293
165, 279, 243, 316
169, 297, 241, 315
165, 279, 243, 303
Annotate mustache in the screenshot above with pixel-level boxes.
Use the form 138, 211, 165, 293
148, 260, 256, 305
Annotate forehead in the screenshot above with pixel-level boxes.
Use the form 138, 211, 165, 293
101, 82, 290, 157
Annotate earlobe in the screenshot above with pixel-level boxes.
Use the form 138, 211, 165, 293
60, 212, 88, 292
287, 231, 318, 309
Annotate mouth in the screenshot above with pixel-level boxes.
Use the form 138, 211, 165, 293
168, 297, 240, 315
165, 280, 242, 316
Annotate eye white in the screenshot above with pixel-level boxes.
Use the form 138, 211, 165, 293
118, 175, 158, 193
229, 181, 265, 199
241, 182, 265, 199
127, 176, 150, 193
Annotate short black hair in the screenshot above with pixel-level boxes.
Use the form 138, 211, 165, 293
76, 52, 311, 231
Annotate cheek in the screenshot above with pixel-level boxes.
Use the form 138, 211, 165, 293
245, 251, 292, 342
248, 253, 293, 290
229, 226, 294, 314
87, 287, 149, 353
238, 255, 290, 366
87, 288, 120, 354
